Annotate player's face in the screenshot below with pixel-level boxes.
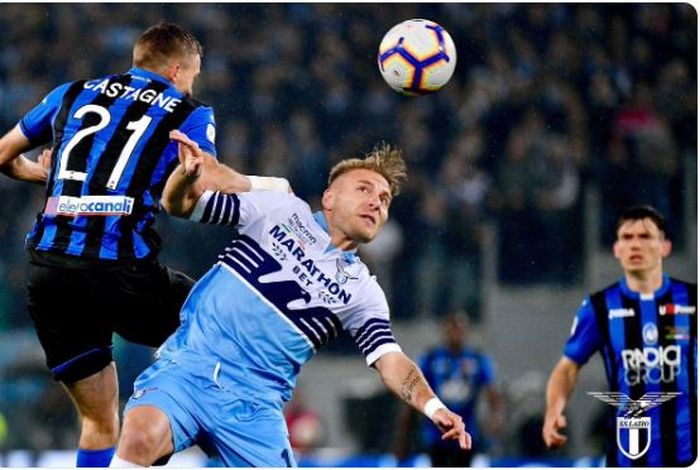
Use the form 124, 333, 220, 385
324, 169, 391, 244
444, 316, 468, 350
173, 54, 201, 96
613, 218, 671, 275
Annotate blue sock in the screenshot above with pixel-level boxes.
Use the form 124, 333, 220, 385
76, 447, 116, 467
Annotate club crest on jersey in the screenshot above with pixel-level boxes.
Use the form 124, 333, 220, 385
659, 304, 696, 316
589, 392, 682, 460
132, 387, 158, 400
642, 323, 658, 345
335, 258, 359, 285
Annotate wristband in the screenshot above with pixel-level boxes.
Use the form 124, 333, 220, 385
247, 175, 290, 193
423, 397, 446, 420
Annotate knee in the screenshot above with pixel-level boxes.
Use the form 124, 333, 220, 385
119, 426, 161, 461
117, 408, 172, 465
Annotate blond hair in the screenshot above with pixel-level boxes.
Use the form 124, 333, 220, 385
328, 143, 407, 197
133, 22, 203, 71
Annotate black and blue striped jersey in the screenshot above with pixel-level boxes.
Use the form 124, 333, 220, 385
564, 276, 697, 466
20, 67, 217, 261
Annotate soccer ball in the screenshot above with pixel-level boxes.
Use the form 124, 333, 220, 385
377, 19, 457, 95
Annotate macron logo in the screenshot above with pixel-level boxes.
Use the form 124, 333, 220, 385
45, 195, 134, 217
609, 308, 635, 320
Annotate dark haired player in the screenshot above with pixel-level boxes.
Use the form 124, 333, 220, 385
543, 205, 696, 466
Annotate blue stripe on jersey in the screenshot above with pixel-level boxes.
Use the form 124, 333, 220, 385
38, 220, 59, 252
641, 293, 662, 466
43, 83, 91, 218
605, 286, 630, 397
669, 281, 693, 464
19, 83, 73, 145
593, 297, 618, 392
216, 234, 342, 350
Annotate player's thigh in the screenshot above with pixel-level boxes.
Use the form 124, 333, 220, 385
211, 398, 296, 467
112, 260, 194, 347
63, 362, 118, 420
124, 363, 199, 456
26, 263, 114, 383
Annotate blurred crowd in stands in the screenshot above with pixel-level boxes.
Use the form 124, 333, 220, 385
0, 3, 695, 331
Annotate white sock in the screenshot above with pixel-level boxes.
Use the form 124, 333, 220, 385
109, 455, 144, 468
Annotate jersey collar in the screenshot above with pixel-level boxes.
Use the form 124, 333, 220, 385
313, 211, 358, 261
127, 67, 173, 88
619, 274, 671, 300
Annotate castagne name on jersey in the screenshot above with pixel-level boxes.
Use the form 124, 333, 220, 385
83, 79, 181, 113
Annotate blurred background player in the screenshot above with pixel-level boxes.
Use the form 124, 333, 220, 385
0, 22, 285, 467
394, 310, 503, 466
109, 134, 470, 467
542, 205, 696, 466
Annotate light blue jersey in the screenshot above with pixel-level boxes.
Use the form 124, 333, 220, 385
125, 190, 401, 466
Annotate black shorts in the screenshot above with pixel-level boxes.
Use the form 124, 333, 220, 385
26, 252, 194, 383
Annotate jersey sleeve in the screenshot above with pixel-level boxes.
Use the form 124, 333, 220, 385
190, 190, 295, 227
344, 280, 402, 367
179, 106, 217, 157
18, 83, 71, 146
563, 297, 603, 366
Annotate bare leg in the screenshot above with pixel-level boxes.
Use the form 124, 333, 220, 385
116, 405, 174, 466
63, 362, 120, 450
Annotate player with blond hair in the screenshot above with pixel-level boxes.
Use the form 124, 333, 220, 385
110, 133, 471, 467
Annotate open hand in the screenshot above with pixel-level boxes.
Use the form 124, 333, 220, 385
433, 408, 472, 451
169, 130, 203, 180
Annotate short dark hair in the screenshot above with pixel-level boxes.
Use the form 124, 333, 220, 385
133, 22, 203, 70
616, 205, 667, 236
444, 310, 470, 328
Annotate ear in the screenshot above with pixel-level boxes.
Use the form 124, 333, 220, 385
661, 239, 672, 258
613, 240, 622, 260
164, 63, 181, 83
321, 188, 334, 211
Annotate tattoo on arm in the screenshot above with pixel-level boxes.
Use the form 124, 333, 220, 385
401, 367, 422, 404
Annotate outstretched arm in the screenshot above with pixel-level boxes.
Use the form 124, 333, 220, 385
0, 125, 49, 184
542, 356, 581, 448
162, 130, 290, 218
375, 351, 471, 451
